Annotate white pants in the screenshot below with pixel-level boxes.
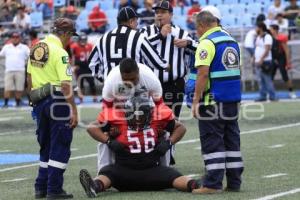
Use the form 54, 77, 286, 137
97, 143, 171, 173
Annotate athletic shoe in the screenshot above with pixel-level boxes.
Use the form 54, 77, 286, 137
79, 169, 97, 198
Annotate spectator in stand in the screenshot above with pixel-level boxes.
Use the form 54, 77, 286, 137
70, 33, 97, 103
275, 13, 289, 35
139, 0, 155, 26
83, 5, 107, 34
28, 29, 39, 48
119, 0, 139, 11
0, 32, 30, 107
13, 5, 31, 35
31, 0, 53, 20
284, 0, 300, 38
0, 6, 14, 28
59, 3, 80, 20
186, 0, 201, 30
269, 24, 297, 99
254, 22, 277, 102
2, 0, 21, 16
268, 0, 285, 21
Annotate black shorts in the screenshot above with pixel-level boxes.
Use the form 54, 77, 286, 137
99, 164, 182, 191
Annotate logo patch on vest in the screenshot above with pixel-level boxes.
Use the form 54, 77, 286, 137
222, 47, 239, 70
66, 66, 73, 76
30, 42, 49, 68
199, 49, 208, 60
62, 56, 69, 64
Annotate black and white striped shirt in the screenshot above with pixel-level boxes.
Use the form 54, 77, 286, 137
141, 24, 198, 83
88, 25, 168, 80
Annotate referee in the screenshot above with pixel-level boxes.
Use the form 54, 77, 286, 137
88, 6, 168, 81
141, 0, 198, 118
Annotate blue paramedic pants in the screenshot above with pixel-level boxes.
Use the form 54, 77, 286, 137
33, 94, 73, 194
198, 103, 244, 190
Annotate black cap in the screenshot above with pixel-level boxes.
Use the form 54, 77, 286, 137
117, 7, 139, 24
153, 0, 173, 13
53, 17, 78, 36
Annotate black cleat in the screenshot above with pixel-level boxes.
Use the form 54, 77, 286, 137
35, 190, 47, 199
79, 169, 98, 198
46, 190, 73, 199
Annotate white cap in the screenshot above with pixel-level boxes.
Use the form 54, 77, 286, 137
201, 5, 221, 20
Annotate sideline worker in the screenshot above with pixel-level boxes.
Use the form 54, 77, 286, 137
27, 18, 78, 199
191, 11, 244, 194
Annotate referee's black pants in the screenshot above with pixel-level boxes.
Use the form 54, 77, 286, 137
161, 78, 185, 119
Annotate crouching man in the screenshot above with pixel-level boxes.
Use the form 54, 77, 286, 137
79, 95, 200, 197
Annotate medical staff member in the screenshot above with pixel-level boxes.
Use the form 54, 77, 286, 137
191, 11, 244, 194
27, 18, 78, 199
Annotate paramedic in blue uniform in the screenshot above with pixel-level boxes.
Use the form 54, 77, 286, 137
27, 18, 78, 199
191, 11, 244, 194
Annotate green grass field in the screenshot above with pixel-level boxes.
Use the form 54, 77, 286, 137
0, 102, 300, 200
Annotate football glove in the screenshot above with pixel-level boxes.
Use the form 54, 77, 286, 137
154, 139, 172, 156
106, 138, 124, 153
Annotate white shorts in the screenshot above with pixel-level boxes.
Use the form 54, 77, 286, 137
4, 71, 25, 91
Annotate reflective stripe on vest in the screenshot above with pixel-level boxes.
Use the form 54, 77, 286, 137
210, 69, 240, 79
210, 35, 236, 44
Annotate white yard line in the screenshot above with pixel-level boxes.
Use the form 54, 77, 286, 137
71, 148, 78, 152
252, 188, 300, 200
0, 150, 12, 153
262, 173, 287, 178
186, 174, 200, 178
1, 122, 300, 173
0, 129, 35, 136
0, 154, 97, 173
1, 178, 28, 183
268, 144, 285, 149
194, 147, 201, 150
178, 122, 300, 145
0, 116, 24, 122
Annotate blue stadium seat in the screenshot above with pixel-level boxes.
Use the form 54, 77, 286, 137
100, 0, 113, 10
173, 6, 187, 16
230, 4, 246, 16
105, 9, 118, 20
239, 0, 255, 4
236, 14, 253, 27
85, 0, 100, 12
107, 18, 117, 31
174, 16, 187, 30
30, 12, 43, 28
76, 10, 89, 31
208, 0, 223, 6
245, 3, 263, 16
221, 14, 237, 28
217, 4, 231, 16
54, 0, 66, 7
223, 0, 238, 4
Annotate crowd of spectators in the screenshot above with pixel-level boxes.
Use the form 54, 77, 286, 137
0, 0, 299, 107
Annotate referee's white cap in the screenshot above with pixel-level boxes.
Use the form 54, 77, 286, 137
201, 5, 221, 20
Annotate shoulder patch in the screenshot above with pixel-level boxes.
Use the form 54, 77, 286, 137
66, 66, 73, 76
62, 56, 69, 64
30, 42, 49, 68
222, 47, 240, 70
199, 49, 208, 60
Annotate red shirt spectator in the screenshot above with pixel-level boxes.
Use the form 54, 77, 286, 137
187, 2, 201, 23
186, 1, 201, 30
88, 6, 107, 30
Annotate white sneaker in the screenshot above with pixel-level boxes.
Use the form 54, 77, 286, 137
289, 92, 297, 99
